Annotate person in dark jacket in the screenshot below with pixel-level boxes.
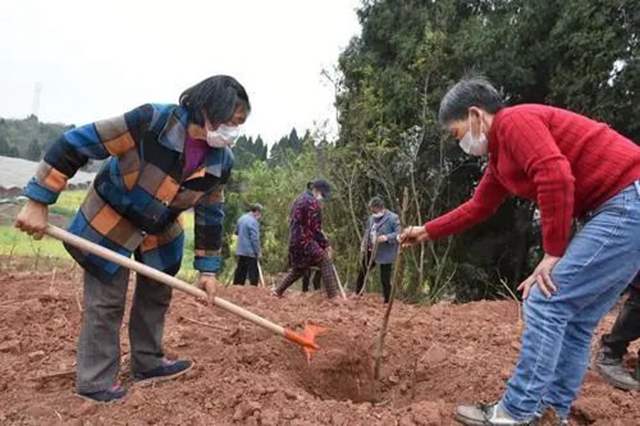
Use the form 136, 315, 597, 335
272, 180, 339, 299
354, 196, 400, 303
15, 75, 250, 402
233, 204, 262, 286
595, 274, 640, 390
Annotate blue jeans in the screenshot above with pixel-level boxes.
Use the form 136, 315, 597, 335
500, 182, 640, 420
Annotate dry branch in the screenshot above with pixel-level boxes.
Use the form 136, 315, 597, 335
180, 315, 229, 332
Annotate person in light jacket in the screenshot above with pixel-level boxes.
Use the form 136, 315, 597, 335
354, 196, 400, 303
233, 204, 262, 286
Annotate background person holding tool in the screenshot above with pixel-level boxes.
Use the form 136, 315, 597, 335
14, 75, 250, 403
595, 274, 640, 390
400, 75, 640, 426
354, 196, 400, 303
272, 180, 341, 300
233, 203, 263, 286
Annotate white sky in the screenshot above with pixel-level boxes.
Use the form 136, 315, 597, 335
0, 0, 361, 145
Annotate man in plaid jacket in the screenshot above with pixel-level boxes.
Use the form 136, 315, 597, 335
15, 75, 250, 402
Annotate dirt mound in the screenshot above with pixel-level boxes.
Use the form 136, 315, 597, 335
288, 329, 375, 403
1, 265, 640, 425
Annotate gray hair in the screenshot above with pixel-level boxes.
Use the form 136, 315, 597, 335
438, 76, 504, 125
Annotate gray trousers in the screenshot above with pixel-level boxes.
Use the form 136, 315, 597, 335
76, 268, 172, 393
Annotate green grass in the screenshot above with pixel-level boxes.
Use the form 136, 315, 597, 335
0, 190, 87, 260
0, 225, 72, 259
49, 190, 87, 220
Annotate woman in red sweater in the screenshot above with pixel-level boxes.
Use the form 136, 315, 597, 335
401, 77, 640, 426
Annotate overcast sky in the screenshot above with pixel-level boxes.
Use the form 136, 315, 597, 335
0, 0, 361, 145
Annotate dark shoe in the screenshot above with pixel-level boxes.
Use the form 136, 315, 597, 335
77, 384, 126, 403
594, 348, 640, 390
134, 359, 194, 385
455, 403, 535, 425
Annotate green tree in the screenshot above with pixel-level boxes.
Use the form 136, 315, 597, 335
26, 138, 42, 161
335, 0, 640, 302
0, 135, 10, 156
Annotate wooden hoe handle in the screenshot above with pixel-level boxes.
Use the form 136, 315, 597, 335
45, 225, 316, 349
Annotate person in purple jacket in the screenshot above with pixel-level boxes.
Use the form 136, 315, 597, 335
272, 180, 340, 299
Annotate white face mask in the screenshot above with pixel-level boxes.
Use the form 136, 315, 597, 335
206, 124, 240, 148
315, 194, 324, 201
459, 115, 488, 156
372, 211, 384, 219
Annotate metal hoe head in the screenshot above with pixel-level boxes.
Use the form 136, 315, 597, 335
301, 324, 327, 364
284, 323, 327, 364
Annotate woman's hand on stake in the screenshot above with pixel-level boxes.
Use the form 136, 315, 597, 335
399, 226, 429, 248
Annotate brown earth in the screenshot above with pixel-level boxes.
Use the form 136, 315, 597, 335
0, 265, 639, 425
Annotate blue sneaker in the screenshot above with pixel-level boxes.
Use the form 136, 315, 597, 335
134, 359, 194, 385
77, 384, 126, 403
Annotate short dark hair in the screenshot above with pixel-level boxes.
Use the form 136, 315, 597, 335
368, 196, 385, 209
308, 179, 331, 198
438, 76, 504, 125
250, 203, 263, 213
179, 75, 251, 126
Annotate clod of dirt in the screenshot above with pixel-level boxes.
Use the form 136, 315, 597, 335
289, 330, 375, 403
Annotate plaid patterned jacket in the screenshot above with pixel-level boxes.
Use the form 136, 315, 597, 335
23, 103, 233, 282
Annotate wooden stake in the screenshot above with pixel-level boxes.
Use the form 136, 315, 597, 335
374, 187, 409, 380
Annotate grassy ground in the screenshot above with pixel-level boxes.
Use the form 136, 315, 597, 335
0, 190, 207, 281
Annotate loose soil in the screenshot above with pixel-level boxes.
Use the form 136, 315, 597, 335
0, 266, 639, 425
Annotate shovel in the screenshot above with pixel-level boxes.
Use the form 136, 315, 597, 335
257, 260, 266, 288
45, 225, 325, 362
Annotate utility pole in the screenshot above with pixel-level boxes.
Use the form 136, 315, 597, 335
31, 82, 42, 120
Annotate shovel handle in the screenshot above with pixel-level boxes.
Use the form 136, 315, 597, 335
45, 225, 289, 340
257, 260, 266, 288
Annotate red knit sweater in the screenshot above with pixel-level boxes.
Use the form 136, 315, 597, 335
425, 104, 640, 256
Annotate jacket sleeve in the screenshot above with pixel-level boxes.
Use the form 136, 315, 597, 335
249, 220, 261, 257
23, 104, 152, 204
194, 150, 234, 273
194, 185, 225, 273
425, 168, 509, 239
500, 112, 575, 256
384, 214, 401, 246
309, 200, 329, 248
